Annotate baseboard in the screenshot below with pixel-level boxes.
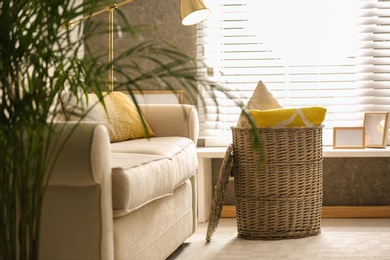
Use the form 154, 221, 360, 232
220, 205, 390, 218
220, 206, 236, 218
321, 206, 390, 218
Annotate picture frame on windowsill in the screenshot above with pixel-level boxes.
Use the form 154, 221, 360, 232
119, 90, 184, 104
363, 112, 389, 148
333, 127, 365, 149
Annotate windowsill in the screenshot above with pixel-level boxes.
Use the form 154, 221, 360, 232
197, 145, 390, 158
323, 146, 390, 157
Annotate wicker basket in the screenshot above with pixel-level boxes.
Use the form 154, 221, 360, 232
231, 126, 323, 240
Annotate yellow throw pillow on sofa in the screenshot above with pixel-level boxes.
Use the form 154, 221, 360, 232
250, 107, 327, 128
87, 91, 155, 142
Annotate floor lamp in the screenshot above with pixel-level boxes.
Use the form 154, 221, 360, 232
65, 0, 211, 92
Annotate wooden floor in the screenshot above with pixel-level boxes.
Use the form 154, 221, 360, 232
168, 217, 390, 259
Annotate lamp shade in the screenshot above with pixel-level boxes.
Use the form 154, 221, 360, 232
180, 0, 211, 26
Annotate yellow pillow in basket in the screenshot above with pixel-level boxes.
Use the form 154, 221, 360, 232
250, 107, 327, 128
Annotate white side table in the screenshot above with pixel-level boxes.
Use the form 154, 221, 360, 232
197, 147, 227, 222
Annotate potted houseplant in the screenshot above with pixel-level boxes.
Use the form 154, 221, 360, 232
0, 0, 258, 259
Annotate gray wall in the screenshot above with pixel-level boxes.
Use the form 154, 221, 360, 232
85, 0, 197, 98
118, 0, 196, 57
212, 157, 390, 206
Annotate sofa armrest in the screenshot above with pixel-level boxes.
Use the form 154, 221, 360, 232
139, 104, 199, 144
48, 122, 112, 186
41, 122, 114, 260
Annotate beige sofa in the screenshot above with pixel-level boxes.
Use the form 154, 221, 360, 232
40, 104, 199, 260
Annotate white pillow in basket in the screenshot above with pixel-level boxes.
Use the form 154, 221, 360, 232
237, 80, 283, 128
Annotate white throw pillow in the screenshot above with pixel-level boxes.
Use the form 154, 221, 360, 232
237, 80, 283, 127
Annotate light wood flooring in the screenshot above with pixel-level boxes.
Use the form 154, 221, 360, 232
168, 218, 390, 259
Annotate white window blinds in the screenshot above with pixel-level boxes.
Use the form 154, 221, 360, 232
197, 0, 390, 146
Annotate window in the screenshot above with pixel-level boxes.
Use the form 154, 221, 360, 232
197, 0, 390, 146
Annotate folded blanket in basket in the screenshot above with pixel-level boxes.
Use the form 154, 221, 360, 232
250, 106, 327, 128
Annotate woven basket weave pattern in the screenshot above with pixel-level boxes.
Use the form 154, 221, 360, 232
232, 126, 323, 240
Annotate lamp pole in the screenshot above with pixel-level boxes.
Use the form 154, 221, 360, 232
107, 5, 116, 92
64, 0, 209, 92
64, 0, 135, 92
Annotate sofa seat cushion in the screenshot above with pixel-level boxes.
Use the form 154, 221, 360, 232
110, 136, 193, 158
110, 137, 197, 218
